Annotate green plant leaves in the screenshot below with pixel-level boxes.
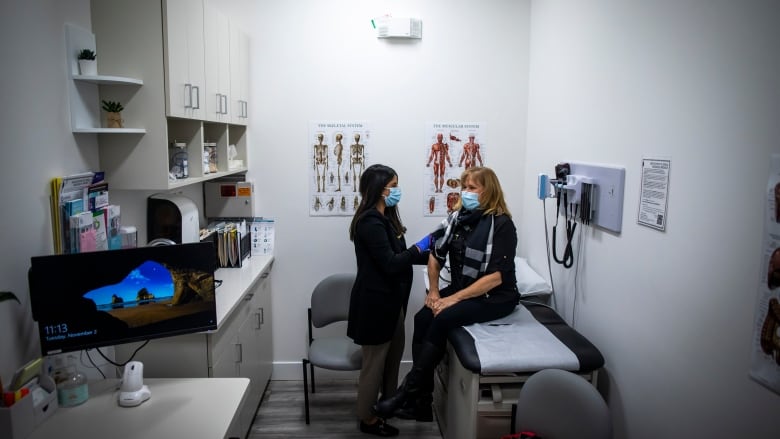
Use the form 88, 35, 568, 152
0, 291, 20, 304
101, 100, 124, 113
78, 49, 96, 60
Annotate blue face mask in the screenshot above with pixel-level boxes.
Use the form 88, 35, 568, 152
384, 187, 402, 207
461, 191, 480, 210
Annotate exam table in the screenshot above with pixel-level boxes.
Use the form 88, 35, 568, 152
432, 301, 605, 439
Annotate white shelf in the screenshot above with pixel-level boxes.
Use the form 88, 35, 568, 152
73, 74, 143, 85
66, 24, 145, 135
167, 167, 249, 189
73, 127, 147, 134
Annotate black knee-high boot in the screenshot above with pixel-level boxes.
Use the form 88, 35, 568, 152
373, 342, 443, 419
394, 390, 433, 421
393, 342, 434, 421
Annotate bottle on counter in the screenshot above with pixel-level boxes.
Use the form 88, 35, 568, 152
51, 355, 89, 407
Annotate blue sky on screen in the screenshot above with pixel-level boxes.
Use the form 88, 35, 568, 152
84, 261, 174, 305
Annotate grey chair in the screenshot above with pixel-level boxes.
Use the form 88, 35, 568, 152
510, 368, 612, 439
301, 273, 362, 424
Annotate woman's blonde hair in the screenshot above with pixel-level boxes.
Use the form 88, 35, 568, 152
456, 167, 511, 218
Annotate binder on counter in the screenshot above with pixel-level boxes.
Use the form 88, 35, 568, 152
202, 219, 251, 268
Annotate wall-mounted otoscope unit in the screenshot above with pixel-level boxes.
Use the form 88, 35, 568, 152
538, 161, 626, 234
538, 161, 625, 269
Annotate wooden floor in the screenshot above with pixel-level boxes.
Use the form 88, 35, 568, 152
249, 380, 443, 438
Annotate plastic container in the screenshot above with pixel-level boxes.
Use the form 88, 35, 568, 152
204, 142, 217, 174
51, 357, 88, 408
120, 226, 138, 249
169, 141, 189, 179
0, 374, 57, 439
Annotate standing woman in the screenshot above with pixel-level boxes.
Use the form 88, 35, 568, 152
374, 166, 520, 420
348, 164, 431, 437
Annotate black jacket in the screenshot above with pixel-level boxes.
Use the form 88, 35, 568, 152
441, 212, 520, 304
347, 208, 428, 345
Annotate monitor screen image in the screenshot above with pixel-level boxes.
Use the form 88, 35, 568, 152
29, 242, 217, 355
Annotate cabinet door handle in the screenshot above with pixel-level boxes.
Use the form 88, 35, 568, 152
192, 86, 200, 109
222, 94, 229, 114
184, 83, 192, 109
242, 100, 248, 118
255, 307, 264, 328
234, 343, 242, 363
216, 93, 222, 114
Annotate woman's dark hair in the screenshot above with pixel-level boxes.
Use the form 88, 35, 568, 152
349, 164, 405, 241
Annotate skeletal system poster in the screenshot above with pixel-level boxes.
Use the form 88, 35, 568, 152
423, 122, 486, 216
309, 121, 370, 216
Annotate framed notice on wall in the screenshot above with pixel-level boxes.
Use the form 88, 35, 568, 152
637, 157, 671, 231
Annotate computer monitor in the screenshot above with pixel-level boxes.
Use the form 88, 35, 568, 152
29, 242, 218, 355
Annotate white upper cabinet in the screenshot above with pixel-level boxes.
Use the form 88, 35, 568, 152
90, 0, 250, 191
164, 0, 205, 119
204, 1, 232, 123
230, 25, 250, 125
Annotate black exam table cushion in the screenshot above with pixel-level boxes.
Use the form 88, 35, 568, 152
447, 303, 605, 374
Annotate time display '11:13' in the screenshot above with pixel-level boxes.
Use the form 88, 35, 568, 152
44, 323, 69, 336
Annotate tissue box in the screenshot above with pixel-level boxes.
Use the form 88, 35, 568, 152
0, 375, 58, 439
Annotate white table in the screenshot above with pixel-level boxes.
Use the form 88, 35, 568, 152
28, 378, 249, 439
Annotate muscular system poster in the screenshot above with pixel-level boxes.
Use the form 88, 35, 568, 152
309, 121, 370, 217
423, 122, 486, 216
749, 153, 780, 395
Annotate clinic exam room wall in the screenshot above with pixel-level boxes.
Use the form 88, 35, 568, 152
518, 1, 780, 439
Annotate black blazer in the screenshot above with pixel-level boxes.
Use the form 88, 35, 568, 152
347, 208, 428, 345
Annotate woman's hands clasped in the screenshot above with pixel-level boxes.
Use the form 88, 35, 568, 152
425, 289, 440, 309
425, 289, 459, 316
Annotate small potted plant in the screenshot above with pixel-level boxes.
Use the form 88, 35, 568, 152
102, 100, 125, 128
77, 49, 97, 75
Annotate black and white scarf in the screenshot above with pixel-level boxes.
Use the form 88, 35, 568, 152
431, 209, 494, 286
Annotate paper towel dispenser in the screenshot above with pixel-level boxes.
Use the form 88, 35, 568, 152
147, 193, 200, 244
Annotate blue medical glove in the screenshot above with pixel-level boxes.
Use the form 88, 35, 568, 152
415, 234, 432, 253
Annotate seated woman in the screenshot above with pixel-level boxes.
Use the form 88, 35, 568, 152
374, 166, 521, 421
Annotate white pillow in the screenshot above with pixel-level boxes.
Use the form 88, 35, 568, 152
423, 257, 552, 297
515, 257, 552, 297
